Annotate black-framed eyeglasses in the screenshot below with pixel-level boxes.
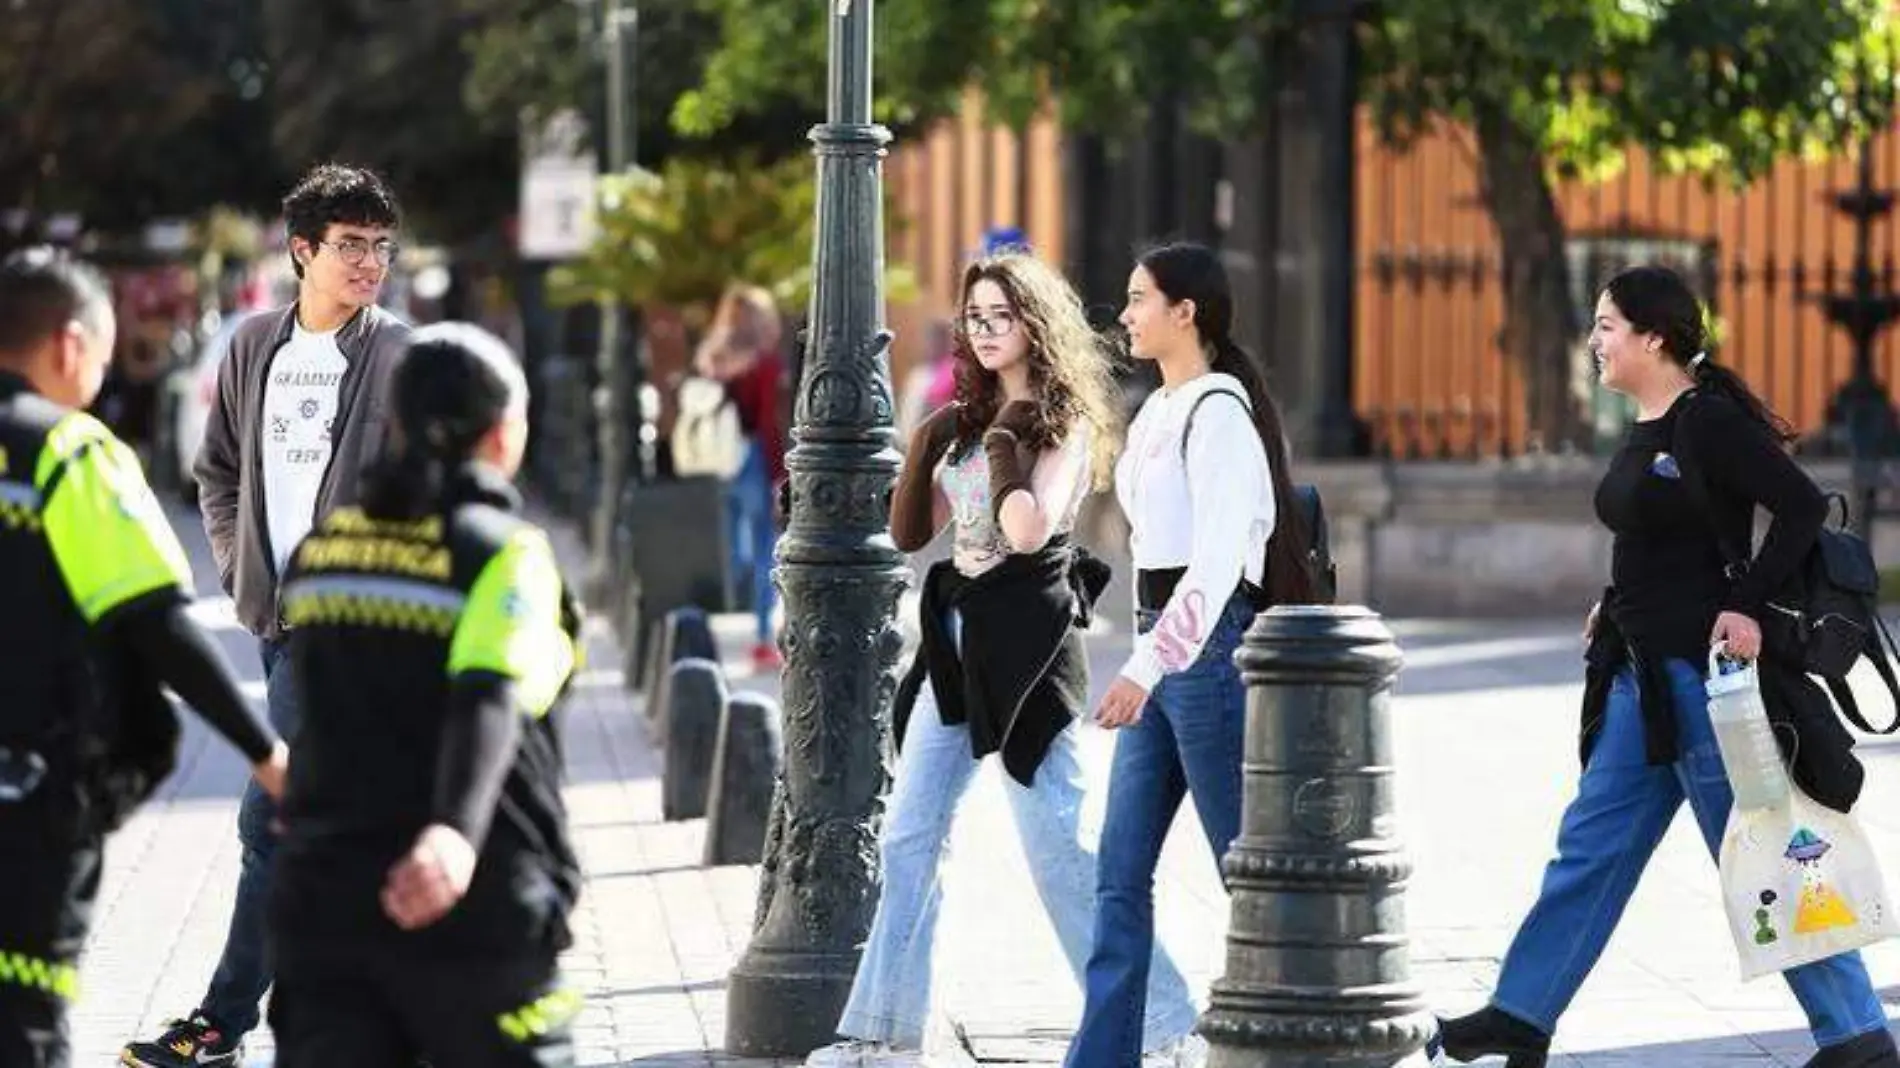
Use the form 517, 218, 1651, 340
961, 311, 1018, 339
320, 237, 400, 267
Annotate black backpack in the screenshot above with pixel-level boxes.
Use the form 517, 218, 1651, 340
1181, 389, 1338, 604
1673, 406, 1900, 735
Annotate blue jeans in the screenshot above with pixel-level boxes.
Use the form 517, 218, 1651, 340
199, 638, 300, 1037
725, 441, 777, 644
838, 618, 1199, 1052
1066, 593, 1255, 1068
1492, 659, 1889, 1048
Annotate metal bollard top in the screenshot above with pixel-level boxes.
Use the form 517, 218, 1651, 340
1233, 603, 1402, 690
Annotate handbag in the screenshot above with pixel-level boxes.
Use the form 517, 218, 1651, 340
1709, 650, 1897, 979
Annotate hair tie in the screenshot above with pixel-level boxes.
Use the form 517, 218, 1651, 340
1689, 351, 1708, 371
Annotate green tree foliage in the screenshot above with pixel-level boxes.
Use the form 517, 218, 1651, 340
0, 0, 810, 250
548, 155, 914, 326
264, 0, 812, 244
462, 0, 810, 165
680, 0, 1895, 447
261, 0, 523, 244
0, 0, 281, 239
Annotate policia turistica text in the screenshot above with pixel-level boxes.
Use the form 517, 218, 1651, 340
265, 323, 583, 1068
0, 249, 289, 1066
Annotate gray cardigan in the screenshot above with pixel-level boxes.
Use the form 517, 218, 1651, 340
194, 303, 410, 641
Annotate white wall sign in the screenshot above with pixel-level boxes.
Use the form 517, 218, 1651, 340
519, 109, 598, 260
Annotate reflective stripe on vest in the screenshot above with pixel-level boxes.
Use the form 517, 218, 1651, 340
0, 949, 80, 1001
280, 574, 467, 637
496, 987, 582, 1043
0, 478, 39, 531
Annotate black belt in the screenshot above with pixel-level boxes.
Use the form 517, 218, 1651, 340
1136, 567, 1267, 613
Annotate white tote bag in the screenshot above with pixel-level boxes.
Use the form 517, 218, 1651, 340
1708, 652, 1897, 980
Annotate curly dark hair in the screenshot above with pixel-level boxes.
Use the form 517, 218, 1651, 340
949, 254, 1120, 489
282, 163, 401, 279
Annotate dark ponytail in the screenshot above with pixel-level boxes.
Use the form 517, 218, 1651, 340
359, 422, 481, 520
1209, 336, 1323, 606
1605, 266, 1795, 445
359, 323, 529, 520
1138, 242, 1324, 606
1690, 358, 1797, 444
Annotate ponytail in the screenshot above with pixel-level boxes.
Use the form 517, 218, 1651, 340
1209, 336, 1323, 606
359, 450, 448, 521
358, 418, 487, 520
1690, 352, 1797, 445
361, 322, 531, 519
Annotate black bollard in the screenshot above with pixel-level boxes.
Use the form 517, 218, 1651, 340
644, 607, 719, 744
704, 693, 785, 866
639, 621, 666, 717
622, 581, 650, 693
1200, 605, 1431, 1068
662, 659, 728, 822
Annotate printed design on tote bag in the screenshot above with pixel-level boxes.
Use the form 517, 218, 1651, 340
1785, 828, 1858, 934
1753, 889, 1781, 945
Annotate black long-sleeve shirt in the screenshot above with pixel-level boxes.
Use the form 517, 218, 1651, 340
1594, 389, 1826, 661
115, 595, 276, 765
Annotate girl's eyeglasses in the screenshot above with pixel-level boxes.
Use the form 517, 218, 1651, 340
961, 311, 1018, 338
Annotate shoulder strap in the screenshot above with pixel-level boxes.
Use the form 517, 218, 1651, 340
1179, 386, 1278, 596
1825, 618, 1900, 734
1669, 394, 1752, 576
1180, 387, 1251, 465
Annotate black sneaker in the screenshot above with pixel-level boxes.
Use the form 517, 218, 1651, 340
1805, 1028, 1900, 1068
121, 1014, 243, 1068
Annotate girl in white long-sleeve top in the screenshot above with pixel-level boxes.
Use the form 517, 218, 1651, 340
1067, 242, 1324, 1068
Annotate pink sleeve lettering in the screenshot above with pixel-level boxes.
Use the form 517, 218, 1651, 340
1152, 589, 1208, 672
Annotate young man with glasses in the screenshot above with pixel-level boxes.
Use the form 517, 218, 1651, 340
122, 163, 410, 1068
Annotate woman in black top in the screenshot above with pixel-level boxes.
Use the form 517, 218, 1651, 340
268, 324, 582, 1068
1434, 267, 1897, 1068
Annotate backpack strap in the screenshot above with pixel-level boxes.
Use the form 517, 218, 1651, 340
1826, 617, 1900, 734
1179, 387, 1252, 465
1668, 392, 1753, 578
1178, 386, 1271, 600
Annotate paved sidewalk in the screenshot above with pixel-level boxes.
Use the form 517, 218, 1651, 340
66, 504, 1900, 1066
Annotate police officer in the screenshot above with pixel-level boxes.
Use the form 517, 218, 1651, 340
0, 248, 288, 1067
267, 323, 581, 1067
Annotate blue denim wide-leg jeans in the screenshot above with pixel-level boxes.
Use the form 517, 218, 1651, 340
837, 616, 1199, 1052
1065, 594, 1255, 1068
1491, 659, 1889, 1049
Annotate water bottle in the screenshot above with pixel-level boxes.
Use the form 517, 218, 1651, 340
1705, 646, 1790, 811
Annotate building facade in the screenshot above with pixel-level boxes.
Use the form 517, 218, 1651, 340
885, 101, 1900, 459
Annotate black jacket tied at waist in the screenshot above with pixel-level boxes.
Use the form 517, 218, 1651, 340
893, 539, 1112, 786
1583, 593, 1865, 812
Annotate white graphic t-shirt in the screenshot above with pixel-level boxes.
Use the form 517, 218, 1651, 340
262, 324, 348, 575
